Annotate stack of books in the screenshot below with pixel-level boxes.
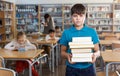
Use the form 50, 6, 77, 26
69, 37, 94, 62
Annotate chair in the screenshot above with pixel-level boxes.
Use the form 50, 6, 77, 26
104, 36, 118, 40
112, 42, 120, 51
103, 36, 118, 50
97, 62, 120, 76
0, 56, 5, 67
111, 42, 120, 71
31, 35, 40, 39
0, 68, 16, 76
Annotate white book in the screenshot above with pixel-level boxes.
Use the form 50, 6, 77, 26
72, 37, 92, 42
71, 49, 92, 53
71, 57, 92, 62
72, 53, 93, 57
69, 42, 93, 45
70, 44, 94, 48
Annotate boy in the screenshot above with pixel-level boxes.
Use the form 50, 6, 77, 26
59, 4, 100, 76
55, 26, 62, 37
43, 29, 59, 55
45, 29, 59, 41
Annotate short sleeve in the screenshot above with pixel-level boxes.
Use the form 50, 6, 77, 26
92, 29, 100, 44
59, 31, 68, 47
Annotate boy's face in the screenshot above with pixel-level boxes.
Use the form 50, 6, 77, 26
17, 35, 26, 44
72, 13, 86, 27
55, 29, 61, 33
49, 32, 55, 37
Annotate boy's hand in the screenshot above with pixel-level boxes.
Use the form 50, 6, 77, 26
91, 53, 97, 63
67, 53, 75, 64
13, 46, 18, 51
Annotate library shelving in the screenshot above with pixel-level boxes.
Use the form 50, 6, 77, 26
87, 3, 113, 32
40, 4, 63, 31
0, 1, 14, 41
16, 4, 40, 34
62, 4, 72, 30
14, 3, 120, 35
113, 3, 120, 32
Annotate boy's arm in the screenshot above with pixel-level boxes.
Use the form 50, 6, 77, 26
61, 45, 74, 64
94, 43, 100, 57
92, 43, 100, 63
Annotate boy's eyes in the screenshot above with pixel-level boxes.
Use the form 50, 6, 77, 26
72, 14, 84, 17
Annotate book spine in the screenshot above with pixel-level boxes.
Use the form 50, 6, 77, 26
72, 53, 93, 57
72, 37, 92, 42
70, 45, 94, 48
71, 49, 92, 53
71, 57, 92, 62
69, 42, 93, 45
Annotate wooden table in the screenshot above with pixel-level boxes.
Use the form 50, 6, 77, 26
29, 39, 59, 72
100, 40, 120, 45
0, 49, 44, 76
36, 40, 59, 72
99, 40, 120, 51
101, 51, 120, 62
101, 51, 120, 76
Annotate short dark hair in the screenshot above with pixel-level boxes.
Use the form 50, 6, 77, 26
16, 31, 26, 40
55, 26, 60, 29
71, 4, 86, 15
48, 29, 55, 34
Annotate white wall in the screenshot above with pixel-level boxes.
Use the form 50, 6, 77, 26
15, 0, 113, 4
2, 0, 15, 3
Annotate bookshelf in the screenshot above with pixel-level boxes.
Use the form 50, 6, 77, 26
15, 3, 120, 33
39, 4, 63, 31
87, 4, 113, 32
62, 4, 73, 30
113, 3, 120, 32
16, 5, 39, 34
0, 1, 14, 41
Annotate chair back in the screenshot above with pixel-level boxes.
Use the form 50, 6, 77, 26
97, 62, 120, 76
0, 68, 16, 76
31, 35, 40, 39
104, 36, 118, 40
0, 56, 5, 67
112, 42, 120, 51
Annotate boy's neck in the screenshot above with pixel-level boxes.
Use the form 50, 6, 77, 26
75, 25, 84, 30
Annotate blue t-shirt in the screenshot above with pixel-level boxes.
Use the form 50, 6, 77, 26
59, 24, 100, 69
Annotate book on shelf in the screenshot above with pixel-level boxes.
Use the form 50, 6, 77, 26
71, 57, 92, 62
71, 49, 92, 53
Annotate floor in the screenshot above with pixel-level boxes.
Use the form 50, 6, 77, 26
42, 59, 66, 76
42, 64, 66, 76
16, 58, 103, 76
41, 58, 104, 76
